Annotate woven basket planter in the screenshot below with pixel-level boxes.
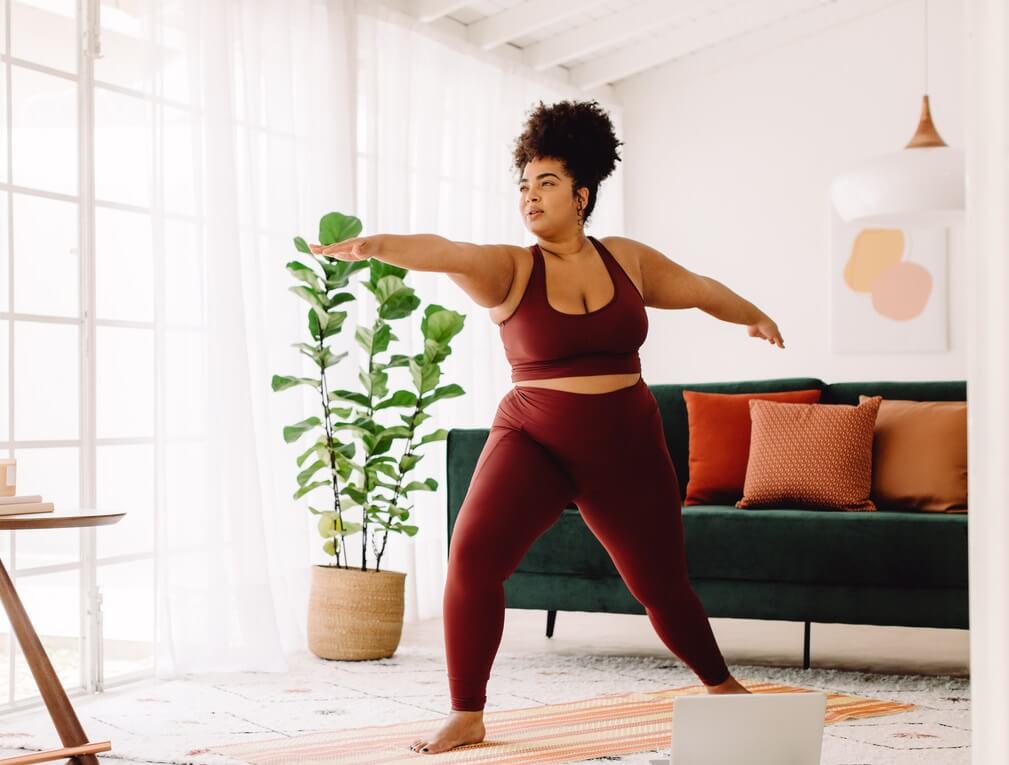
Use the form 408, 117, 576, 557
307, 565, 407, 660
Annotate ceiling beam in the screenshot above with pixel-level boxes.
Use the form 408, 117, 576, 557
378, 0, 619, 105
467, 0, 608, 52
571, 0, 831, 91
524, 0, 739, 72
410, 0, 470, 24
636, 0, 906, 88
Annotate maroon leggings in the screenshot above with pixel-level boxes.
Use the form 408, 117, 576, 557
443, 377, 731, 711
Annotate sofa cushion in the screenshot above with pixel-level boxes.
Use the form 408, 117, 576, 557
736, 396, 882, 512
683, 388, 823, 506
682, 505, 968, 589
512, 504, 968, 590
859, 395, 968, 513
650, 377, 825, 498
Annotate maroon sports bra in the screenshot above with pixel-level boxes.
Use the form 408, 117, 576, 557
498, 235, 648, 382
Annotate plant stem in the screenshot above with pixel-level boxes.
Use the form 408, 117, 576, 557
375, 396, 424, 570
317, 324, 347, 569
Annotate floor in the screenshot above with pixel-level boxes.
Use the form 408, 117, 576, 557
0, 610, 971, 764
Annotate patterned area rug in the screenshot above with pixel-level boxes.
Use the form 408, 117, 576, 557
205, 681, 914, 764
0, 646, 970, 765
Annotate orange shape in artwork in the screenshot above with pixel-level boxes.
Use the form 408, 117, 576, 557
843, 228, 905, 292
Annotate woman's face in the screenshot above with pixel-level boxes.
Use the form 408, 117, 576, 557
518, 156, 586, 234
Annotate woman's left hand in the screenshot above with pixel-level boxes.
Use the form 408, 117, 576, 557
747, 315, 785, 349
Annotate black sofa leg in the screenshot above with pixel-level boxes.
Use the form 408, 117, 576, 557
546, 610, 557, 638
803, 621, 811, 670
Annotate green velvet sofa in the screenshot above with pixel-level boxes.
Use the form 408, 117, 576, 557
446, 378, 968, 670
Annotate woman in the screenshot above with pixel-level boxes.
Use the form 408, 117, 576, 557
312, 99, 783, 756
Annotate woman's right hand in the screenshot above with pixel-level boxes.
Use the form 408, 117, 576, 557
309, 236, 374, 261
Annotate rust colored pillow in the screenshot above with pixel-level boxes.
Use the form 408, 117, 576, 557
736, 396, 882, 512
859, 395, 968, 513
683, 389, 823, 505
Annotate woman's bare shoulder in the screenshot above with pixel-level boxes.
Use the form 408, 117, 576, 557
446, 242, 532, 313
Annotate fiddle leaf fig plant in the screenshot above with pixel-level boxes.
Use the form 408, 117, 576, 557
272, 212, 466, 572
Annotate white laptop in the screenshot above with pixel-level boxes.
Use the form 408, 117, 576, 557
654, 691, 827, 765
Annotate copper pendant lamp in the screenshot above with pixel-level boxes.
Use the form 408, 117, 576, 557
830, 0, 964, 227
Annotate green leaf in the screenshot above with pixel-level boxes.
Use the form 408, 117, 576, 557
293, 479, 329, 499
297, 439, 328, 468
329, 389, 370, 407
294, 236, 312, 254
403, 478, 438, 493
409, 358, 441, 394
375, 390, 417, 411
419, 384, 463, 408
286, 260, 322, 290
373, 461, 399, 480
330, 421, 373, 438
367, 257, 408, 284
399, 453, 422, 472
310, 309, 344, 343
416, 428, 448, 447
283, 416, 321, 443
319, 212, 363, 246
380, 291, 422, 321
317, 513, 337, 536
290, 285, 329, 327
297, 459, 327, 487
319, 348, 348, 371
323, 538, 337, 556
423, 306, 466, 344
375, 425, 412, 443
272, 374, 321, 392
339, 521, 363, 536
341, 484, 368, 505
327, 291, 356, 308
289, 284, 326, 311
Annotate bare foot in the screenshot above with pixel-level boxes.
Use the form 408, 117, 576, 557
409, 709, 486, 755
704, 674, 752, 694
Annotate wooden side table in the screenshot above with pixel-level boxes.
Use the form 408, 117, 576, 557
0, 509, 126, 765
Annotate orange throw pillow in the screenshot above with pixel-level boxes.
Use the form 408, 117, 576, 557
683, 389, 822, 505
736, 396, 882, 512
859, 395, 968, 513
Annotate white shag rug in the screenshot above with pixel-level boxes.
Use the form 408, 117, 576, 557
0, 643, 970, 765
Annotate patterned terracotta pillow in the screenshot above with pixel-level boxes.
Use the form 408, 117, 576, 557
735, 396, 882, 512
683, 388, 823, 505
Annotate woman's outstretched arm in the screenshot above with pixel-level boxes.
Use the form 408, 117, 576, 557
615, 235, 785, 349
310, 234, 520, 309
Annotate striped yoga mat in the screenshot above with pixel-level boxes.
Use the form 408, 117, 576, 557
205, 681, 914, 764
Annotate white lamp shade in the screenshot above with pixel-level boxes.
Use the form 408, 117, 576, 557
830, 145, 964, 228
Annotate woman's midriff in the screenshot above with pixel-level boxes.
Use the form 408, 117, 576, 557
513, 372, 641, 394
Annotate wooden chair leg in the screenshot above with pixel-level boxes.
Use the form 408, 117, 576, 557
546, 609, 557, 638
0, 557, 108, 765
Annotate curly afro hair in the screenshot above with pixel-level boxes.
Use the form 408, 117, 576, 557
511, 99, 623, 228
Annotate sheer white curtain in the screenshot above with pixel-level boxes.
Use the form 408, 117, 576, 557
150, 0, 357, 676
353, 0, 625, 624
150, 0, 623, 676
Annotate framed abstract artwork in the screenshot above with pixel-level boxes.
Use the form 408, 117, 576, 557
829, 206, 949, 353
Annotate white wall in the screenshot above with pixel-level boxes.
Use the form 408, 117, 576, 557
616, 0, 964, 385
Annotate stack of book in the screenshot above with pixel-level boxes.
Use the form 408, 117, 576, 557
0, 495, 55, 516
